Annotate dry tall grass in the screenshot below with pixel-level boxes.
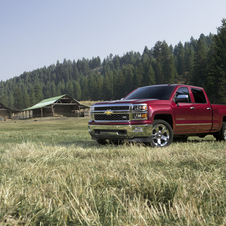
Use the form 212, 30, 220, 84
0, 118, 226, 225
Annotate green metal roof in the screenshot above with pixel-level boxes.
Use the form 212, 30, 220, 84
23, 94, 89, 111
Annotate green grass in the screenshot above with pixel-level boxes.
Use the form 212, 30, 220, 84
0, 118, 226, 225
0, 117, 90, 145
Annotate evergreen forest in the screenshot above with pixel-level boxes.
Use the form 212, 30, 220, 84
0, 19, 226, 110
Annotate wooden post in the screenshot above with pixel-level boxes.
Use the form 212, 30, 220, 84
52, 105, 54, 117
41, 108, 43, 117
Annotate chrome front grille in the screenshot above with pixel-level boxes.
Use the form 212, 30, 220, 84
92, 104, 132, 122
95, 114, 129, 121
91, 103, 148, 122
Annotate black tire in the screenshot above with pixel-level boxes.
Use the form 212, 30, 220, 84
96, 139, 107, 145
150, 120, 173, 147
110, 139, 124, 145
215, 122, 226, 141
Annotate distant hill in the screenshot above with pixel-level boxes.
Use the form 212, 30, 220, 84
1, 19, 226, 109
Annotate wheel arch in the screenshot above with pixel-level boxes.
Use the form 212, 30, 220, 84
223, 116, 226, 122
153, 114, 173, 129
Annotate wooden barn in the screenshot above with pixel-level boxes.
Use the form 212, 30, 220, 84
0, 102, 12, 120
0, 102, 20, 120
23, 94, 90, 118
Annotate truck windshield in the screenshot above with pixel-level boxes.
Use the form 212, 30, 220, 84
124, 86, 175, 100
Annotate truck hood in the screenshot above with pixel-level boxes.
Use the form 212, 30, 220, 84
93, 99, 158, 105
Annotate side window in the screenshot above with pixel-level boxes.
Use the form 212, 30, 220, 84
191, 88, 206, 103
175, 87, 191, 103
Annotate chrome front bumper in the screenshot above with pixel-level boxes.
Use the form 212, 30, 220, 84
88, 123, 153, 142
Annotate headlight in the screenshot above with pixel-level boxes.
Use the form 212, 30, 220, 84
133, 104, 147, 111
132, 104, 148, 120
133, 113, 147, 119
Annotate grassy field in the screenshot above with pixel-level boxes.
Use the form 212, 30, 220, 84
0, 117, 226, 225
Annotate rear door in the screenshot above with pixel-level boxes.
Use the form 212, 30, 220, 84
190, 88, 212, 132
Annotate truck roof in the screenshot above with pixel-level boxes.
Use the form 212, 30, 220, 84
141, 84, 203, 89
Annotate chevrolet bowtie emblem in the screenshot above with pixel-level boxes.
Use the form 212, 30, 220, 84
104, 110, 113, 115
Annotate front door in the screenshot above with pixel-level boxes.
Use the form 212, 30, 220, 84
174, 103, 199, 132
174, 87, 197, 132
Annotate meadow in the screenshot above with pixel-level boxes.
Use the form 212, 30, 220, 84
0, 117, 226, 225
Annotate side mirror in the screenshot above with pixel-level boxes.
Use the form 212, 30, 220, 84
121, 98, 124, 100
175, 94, 189, 103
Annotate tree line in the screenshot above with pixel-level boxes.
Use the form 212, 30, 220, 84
0, 19, 225, 110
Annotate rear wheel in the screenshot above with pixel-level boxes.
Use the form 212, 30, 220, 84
214, 122, 226, 141
150, 120, 173, 147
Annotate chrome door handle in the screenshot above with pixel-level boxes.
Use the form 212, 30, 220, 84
190, 107, 195, 110
207, 108, 211, 110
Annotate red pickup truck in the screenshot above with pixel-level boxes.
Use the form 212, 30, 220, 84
88, 84, 226, 147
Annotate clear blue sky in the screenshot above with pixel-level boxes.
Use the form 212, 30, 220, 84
0, 0, 225, 81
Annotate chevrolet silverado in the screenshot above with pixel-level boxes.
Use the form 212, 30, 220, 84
88, 84, 226, 147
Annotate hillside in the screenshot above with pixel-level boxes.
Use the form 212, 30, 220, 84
0, 19, 226, 110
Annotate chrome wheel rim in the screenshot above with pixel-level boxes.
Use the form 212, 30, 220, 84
152, 124, 170, 147
224, 127, 226, 140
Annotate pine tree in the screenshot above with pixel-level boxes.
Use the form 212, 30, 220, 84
192, 38, 207, 87
72, 61, 80, 81
51, 81, 57, 97
153, 60, 162, 84
81, 77, 89, 100
23, 90, 30, 109
102, 74, 113, 100
8, 94, 14, 109
0, 94, 8, 108
66, 81, 74, 97
114, 70, 125, 99
14, 87, 23, 110
93, 73, 103, 101
123, 65, 134, 94
34, 84, 44, 102
207, 19, 226, 103
44, 81, 51, 98
143, 64, 156, 85
176, 42, 185, 75
133, 63, 144, 88
29, 89, 36, 106
56, 85, 61, 96
185, 45, 194, 73
88, 74, 95, 99
161, 41, 176, 83
113, 56, 120, 70
153, 41, 163, 83
141, 52, 149, 69
58, 79, 65, 94
73, 81, 81, 100
81, 58, 90, 75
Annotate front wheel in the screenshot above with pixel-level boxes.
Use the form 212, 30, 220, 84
96, 139, 107, 145
150, 120, 173, 147
110, 139, 124, 145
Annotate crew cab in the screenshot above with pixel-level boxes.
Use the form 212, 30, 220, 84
88, 84, 226, 147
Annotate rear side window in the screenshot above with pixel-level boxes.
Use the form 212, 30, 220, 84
191, 88, 206, 103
